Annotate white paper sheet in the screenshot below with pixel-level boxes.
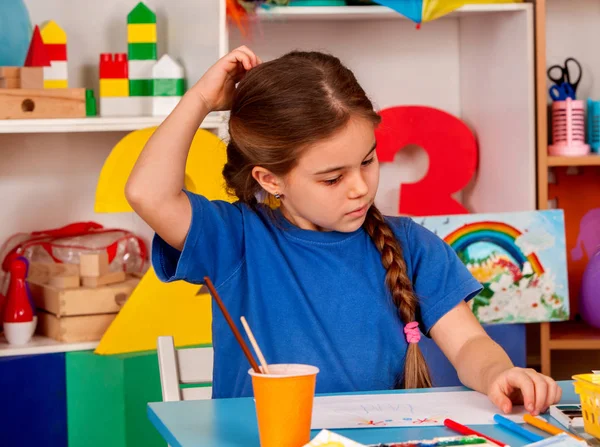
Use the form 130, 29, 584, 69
311, 390, 528, 429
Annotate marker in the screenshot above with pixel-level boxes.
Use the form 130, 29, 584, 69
493, 414, 545, 442
444, 419, 510, 447
523, 414, 585, 441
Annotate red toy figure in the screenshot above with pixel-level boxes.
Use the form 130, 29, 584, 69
3, 257, 35, 323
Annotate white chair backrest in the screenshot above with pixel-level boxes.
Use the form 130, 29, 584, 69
156, 335, 214, 402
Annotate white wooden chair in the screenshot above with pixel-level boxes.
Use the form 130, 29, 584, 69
156, 335, 214, 402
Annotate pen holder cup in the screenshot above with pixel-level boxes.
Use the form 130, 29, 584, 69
573, 373, 600, 439
549, 99, 590, 156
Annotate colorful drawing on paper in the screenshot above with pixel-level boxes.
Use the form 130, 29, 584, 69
415, 210, 569, 324
310, 390, 526, 430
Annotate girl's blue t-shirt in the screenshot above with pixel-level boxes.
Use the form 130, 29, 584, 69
152, 191, 482, 399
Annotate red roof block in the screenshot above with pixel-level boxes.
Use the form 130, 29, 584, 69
24, 26, 51, 67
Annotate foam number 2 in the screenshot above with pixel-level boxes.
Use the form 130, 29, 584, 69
375, 106, 477, 216
94, 127, 229, 355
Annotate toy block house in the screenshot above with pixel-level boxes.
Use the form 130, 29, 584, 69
99, 2, 186, 117
0, 23, 93, 119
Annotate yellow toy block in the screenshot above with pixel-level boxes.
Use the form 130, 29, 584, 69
127, 24, 157, 43
100, 78, 129, 97
40, 20, 67, 44
44, 79, 68, 89
94, 128, 231, 354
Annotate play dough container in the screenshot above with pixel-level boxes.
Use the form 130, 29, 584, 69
249, 364, 319, 447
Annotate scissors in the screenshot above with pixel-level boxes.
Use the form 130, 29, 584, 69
547, 57, 582, 98
549, 82, 576, 101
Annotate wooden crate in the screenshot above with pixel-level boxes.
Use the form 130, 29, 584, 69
28, 277, 139, 317
28, 276, 139, 342
36, 311, 117, 343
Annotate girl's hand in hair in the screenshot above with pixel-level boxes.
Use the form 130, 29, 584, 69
192, 46, 262, 112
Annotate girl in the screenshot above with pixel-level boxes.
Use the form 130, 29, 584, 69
126, 46, 562, 415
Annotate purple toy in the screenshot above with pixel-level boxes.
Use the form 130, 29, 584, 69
580, 250, 600, 328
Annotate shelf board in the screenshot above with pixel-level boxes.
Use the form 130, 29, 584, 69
0, 113, 225, 134
549, 320, 600, 350
547, 154, 600, 167
255, 4, 530, 21
0, 334, 98, 357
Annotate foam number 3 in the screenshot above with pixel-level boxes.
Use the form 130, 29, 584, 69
375, 106, 477, 216
94, 127, 229, 355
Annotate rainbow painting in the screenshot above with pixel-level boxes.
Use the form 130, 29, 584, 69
415, 210, 569, 324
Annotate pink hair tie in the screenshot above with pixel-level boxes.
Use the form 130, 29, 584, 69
404, 321, 421, 344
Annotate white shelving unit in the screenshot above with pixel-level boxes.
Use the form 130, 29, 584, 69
0, 334, 98, 357
0, 113, 225, 134
255, 3, 530, 20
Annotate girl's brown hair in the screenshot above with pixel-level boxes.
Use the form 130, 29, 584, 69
222, 51, 432, 389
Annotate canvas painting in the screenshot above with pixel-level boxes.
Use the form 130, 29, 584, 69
414, 210, 569, 324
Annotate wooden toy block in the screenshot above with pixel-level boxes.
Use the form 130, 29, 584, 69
81, 270, 126, 288
79, 252, 109, 277
0, 88, 86, 119
86, 89, 97, 116
48, 274, 80, 289
128, 43, 156, 61
37, 311, 118, 342
99, 53, 128, 79
129, 79, 152, 96
152, 78, 185, 96
0, 67, 21, 78
28, 277, 139, 317
44, 79, 68, 89
128, 2, 157, 24
127, 24, 156, 43
27, 262, 79, 284
0, 77, 20, 89
20, 67, 44, 88
100, 96, 152, 116
24, 26, 51, 67
128, 59, 154, 79
43, 61, 68, 80
40, 20, 67, 44
100, 78, 129, 97
45, 44, 67, 61
153, 96, 181, 116
152, 55, 184, 79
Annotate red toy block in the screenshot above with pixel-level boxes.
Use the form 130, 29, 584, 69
99, 53, 128, 79
45, 43, 67, 61
24, 26, 51, 67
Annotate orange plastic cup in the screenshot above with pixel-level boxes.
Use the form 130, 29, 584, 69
249, 364, 320, 447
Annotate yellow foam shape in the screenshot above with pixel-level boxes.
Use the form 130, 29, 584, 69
99, 78, 129, 97
127, 23, 157, 43
95, 268, 212, 354
94, 127, 233, 354
95, 126, 231, 213
44, 79, 68, 89
40, 20, 67, 44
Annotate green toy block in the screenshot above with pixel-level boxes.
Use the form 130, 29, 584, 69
66, 350, 167, 447
152, 78, 186, 97
128, 2, 156, 24
129, 79, 153, 96
86, 89, 97, 116
128, 43, 157, 61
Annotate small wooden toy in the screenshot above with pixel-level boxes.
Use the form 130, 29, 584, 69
0, 88, 87, 119
24, 25, 51, 68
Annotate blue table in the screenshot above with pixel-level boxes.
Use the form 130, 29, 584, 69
147, 381, 578, 447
